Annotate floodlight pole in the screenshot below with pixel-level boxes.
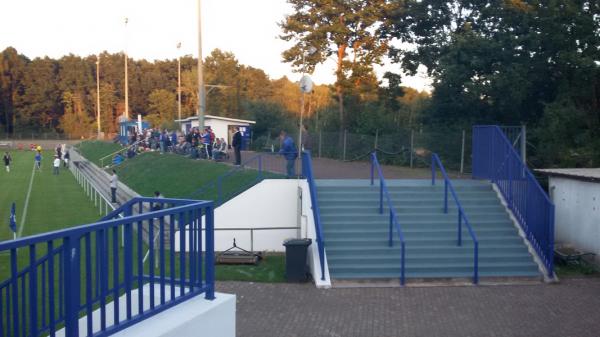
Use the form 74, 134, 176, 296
124, 17, 129, 120
177, 42, 182, 125
197, 0, 206, 130
96, 57, 101, 137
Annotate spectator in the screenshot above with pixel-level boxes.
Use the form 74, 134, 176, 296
110, 170, 118, 203
202, 128, 212, 159
55, 144, 62, 160
53, 155, 60, 175
159, 129, 167, 154
152, 191, 164, 211
113, 153, 124, 165
279, 130, 298, 178
232, 127, 242, 166
170, 130, 178, 151
63, 150, 70, 168
3, 151, 11, 173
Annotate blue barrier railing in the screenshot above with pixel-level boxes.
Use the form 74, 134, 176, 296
370, 152, 406, 285
431, 153, 479, 284
472, 125, 554, 277
0, 197, 214, 337
301, 151, 326, 281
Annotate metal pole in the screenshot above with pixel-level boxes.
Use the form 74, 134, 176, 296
177, 42, 182, 125
521, 124, 526, 164
460, 129, 465, 174
410, 129, 414, 168
374, 129, 379, 150
197, 0, 206, 130
124, 18, 129, 120
96, 57, 101, 137
342, 129, 347, 161
318, 130, 322, 158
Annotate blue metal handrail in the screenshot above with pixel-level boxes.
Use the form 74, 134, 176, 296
370, 152, 406, 285
301, 151, 326, 281
431, 153, 479, 284
0, 197, 215, 337
473, 125, 555, 277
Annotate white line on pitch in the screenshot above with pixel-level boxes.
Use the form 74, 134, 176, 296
17, 161, 36, 238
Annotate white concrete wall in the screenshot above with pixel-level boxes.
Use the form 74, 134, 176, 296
176, 179, 301, 252
550, 177, 600, 264
56, 286, 235, 337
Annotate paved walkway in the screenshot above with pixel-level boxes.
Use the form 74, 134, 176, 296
238, 151, 464, 180
217, 278, 600, 337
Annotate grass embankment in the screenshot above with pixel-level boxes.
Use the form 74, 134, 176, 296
75, 140, 123, 166
113, 151, 282, 201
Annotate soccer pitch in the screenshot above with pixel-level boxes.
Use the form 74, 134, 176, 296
0, 150, 100, 277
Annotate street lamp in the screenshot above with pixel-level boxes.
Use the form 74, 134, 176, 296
298, 46, 317, 168
197, 0, 206, 130
96, 56, 101, 138
124, 17, 129, 120
177, 42, 182, 125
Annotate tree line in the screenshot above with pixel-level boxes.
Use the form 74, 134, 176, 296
281, 0, 600, 168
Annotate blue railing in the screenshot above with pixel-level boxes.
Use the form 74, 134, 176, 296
431, 153, 479, 284
188, 152, 290, 206
0, 197, 214, 337
301, 151, 326, 281
370, 152, 406, 285
472, 125, 554, 277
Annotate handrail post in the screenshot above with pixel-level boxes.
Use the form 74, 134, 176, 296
388, 211, 393, 247
205, 205, 216, 300
474, 241, 479, 284
431, 156, 436, 185
457, 212, 463, 246
444, 180, 448, 213
379, 181, 383, 214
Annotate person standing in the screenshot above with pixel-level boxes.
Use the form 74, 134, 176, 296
110, 169, 118, 203
232, 127, 242, 166
63, 151, 70, 168
279, 130, 298, 178
52, 155, 60, 175
34, 152, 42, 171
3, 152, 11, 173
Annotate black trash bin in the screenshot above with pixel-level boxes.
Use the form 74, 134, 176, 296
283, 238, 312, 282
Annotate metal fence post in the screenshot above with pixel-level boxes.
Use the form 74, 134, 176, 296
521, 124, 527, 164
63, 235, 81, 337
318, 130, 322, 158
205, 205, 215, 300
460, 129, 466, 174
342, 129, 347, 161
410, 129, 414, 168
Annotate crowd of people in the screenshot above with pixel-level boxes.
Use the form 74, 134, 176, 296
123, 126, 232, 162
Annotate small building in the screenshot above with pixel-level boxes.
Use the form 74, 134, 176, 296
537, 168, 600, 265
176, 115, 255, 149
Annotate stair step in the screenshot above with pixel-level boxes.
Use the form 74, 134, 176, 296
331, 270, 541, 279
323, 228, 517, 239
325, 237, 525, 247
327, 253, 534, 264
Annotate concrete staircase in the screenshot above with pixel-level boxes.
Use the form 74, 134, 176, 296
317, 179, 542, 282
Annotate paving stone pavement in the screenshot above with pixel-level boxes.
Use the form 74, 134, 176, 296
216, 278, 600, 337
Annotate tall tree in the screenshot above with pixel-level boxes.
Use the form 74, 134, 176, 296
280, 0, 396, 136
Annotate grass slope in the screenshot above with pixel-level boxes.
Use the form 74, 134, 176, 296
75, 140, 123, 166
114, 152, 280, 201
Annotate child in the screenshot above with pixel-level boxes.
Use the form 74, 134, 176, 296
3, 152, 11, 173
53, 155, 60, 175
35, 152, 42, 171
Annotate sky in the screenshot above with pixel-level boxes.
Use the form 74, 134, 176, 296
0, 0, 432, 91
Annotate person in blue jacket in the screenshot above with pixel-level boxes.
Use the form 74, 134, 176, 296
279, 130, 298, 178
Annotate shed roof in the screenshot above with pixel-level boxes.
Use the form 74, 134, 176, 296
536, 168, 600, 183
176, 115, 256, 125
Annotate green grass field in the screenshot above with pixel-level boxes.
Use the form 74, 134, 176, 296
0, 150, 102, 281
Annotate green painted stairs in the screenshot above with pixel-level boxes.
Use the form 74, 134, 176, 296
317, 179, 542, 281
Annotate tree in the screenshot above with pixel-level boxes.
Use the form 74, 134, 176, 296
59, 91, 94, 138
146, 89, 176, 128
0, 47, 27, 133
280, 0, 397, 136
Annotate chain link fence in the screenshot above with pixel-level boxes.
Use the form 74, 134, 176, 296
252, 127, 474, 173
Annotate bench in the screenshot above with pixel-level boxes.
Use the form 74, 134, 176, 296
0, 141, 13, 149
